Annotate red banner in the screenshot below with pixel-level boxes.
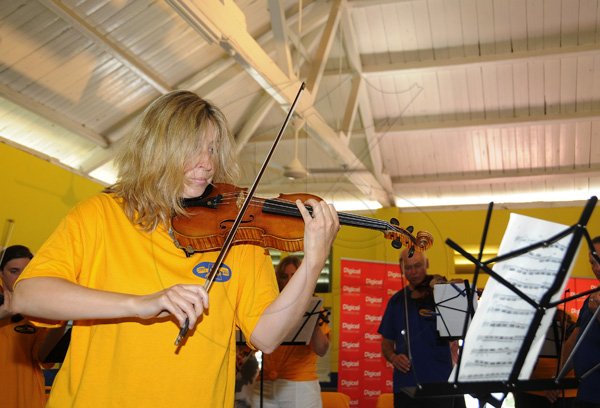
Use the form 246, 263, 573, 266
339, 259, 402, 407
564, 277, 598, 318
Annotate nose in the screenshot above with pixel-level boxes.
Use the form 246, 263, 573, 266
193, 149, 213, 169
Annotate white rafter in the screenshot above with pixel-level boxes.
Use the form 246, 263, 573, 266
38, 0, 172, 94
167, 0, 393, 206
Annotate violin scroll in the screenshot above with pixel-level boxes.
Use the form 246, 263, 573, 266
383, 225, 433, 254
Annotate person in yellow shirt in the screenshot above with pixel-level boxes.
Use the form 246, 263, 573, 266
253, 255, 330, 407
10, 90, 339, 407
0, 245, 47, 408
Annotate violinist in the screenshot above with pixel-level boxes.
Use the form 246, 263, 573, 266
552, 236, 600, 408
378, 249, 463, 408
0, 245, 66, 408
10, 90, 339, 407
252, 255, 330, 408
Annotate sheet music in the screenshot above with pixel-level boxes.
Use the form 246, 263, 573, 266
456, 213, 579, 382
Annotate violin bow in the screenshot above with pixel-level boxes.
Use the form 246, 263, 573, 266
175, 82, 306, 346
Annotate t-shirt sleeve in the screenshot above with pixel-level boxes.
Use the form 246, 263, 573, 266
16, 201, 94, 286
234, 246, 279, 348
15, 198, 102, 327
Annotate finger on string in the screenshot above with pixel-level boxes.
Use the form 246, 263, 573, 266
296, 199, 312, 222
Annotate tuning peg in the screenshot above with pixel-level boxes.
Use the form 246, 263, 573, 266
391, 239, 402, 249
390, 218, 399, 226
408, 246, 415, 257
407, 225, 414, 233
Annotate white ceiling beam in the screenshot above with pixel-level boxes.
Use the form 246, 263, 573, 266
234, 93, 277, 155
341, 74, 361, 141
38, 0, 172, 94
176, 2, 323, 92
167, 0, 392, 206
268, 0, 295, 78
0, 83, 108, 147
305, 0, 343, 100
392, 166, 600, 188
379, 110, 600, 134
176, 56, 234, 91
359, 43, 600, 77
339, 4, 360, 142
338, 4, 392, 195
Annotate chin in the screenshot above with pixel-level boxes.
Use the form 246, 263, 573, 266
183, 186, 208, 198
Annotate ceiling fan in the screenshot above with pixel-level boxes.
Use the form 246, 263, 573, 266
281, 117, 372, 180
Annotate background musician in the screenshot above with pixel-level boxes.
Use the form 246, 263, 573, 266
555, 236, 600, 408
252, 255, 330, 407
10, 90, 339, 407
0, 245, 64, 408
378, 248, 463, 408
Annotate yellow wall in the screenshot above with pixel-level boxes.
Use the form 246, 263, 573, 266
0, 141, 103, 251
3, 140, 599, 378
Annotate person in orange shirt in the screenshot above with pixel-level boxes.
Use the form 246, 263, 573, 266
253, 255, 330, 408
0, 245, 48, 408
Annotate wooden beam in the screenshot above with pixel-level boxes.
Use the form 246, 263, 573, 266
234, 92, 277, 154
38, 0, 172, 93
360, 44, 600, 77
268, 0, 294, 77
305, 0, 343, 99
0, 83, 108, 147
167, 0, 393, 206
378, 111, 600, 134
392, 166, 600, 188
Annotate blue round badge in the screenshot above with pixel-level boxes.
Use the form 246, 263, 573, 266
193, 262, 232, 282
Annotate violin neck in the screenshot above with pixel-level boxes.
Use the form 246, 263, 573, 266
263, 199, 392, 233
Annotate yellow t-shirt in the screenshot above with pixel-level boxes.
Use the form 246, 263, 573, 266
16, 193, 279, 407
263, 317, 330, 381
0, 312, 47, 408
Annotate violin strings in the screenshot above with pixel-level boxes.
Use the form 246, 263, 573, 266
215, 193, 391, 229
205, 193, 417, 247
214, 193, 405, 234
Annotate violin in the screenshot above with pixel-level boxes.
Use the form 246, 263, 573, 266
170, 183, 433, 256
410, 274, 447, 301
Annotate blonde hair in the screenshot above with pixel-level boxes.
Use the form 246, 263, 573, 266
110, 91, 239, 231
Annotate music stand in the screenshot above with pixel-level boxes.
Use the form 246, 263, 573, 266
434, 281, 477, 339
402, 196, 598, 407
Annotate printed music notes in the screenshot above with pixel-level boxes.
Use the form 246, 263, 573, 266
455, 213, 578, 382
